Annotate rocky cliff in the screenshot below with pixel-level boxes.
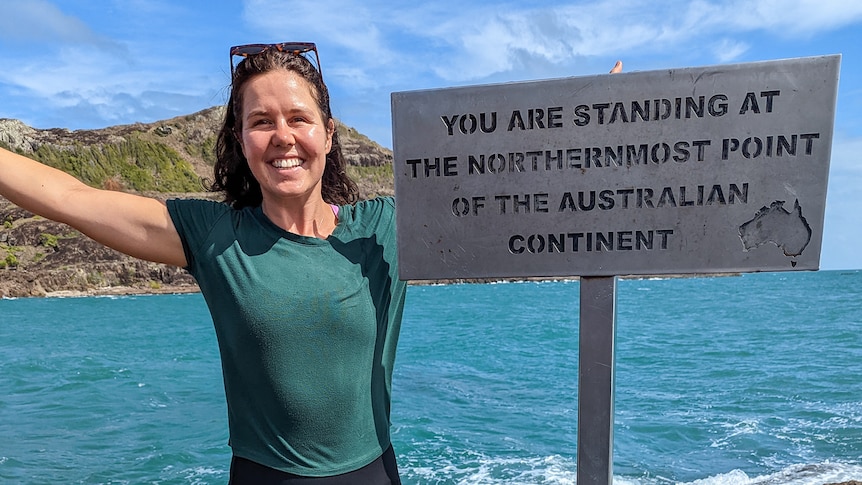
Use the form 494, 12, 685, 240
0, 107, 394, 297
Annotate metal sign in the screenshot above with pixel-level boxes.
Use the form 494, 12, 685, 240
392, 55, 840, 280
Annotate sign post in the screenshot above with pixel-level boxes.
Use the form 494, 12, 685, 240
577, 276, 617, 483
391, 55, 840, 483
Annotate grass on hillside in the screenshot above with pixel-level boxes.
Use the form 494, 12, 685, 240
1, 137, 203, 193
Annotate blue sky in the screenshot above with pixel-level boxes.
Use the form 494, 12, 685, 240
1, 0, 860, 270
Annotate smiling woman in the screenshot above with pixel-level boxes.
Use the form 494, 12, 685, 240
212, 44, 357, 211
0, 42, 406, 485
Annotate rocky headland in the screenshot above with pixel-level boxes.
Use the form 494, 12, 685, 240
0, 107, 394, 298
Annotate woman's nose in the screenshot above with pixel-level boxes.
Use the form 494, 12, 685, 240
272, 120, 295, 146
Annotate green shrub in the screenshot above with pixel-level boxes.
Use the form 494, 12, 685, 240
30, 136, 201, 192
347, 164, 393, 183
39, 233, 60, 248
86, 272, 105, 285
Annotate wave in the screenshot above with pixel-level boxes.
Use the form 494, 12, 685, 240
400, 457, 862, 485
669, 462, 862, 485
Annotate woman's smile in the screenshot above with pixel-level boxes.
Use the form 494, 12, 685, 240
270, 158, 304, 169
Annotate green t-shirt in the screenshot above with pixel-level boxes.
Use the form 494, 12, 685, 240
166, 196, 406, 477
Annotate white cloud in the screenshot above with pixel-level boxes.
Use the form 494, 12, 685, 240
2, 48, 114, 99
1, 44, 172, 99
0, 0, 232, 127
0, 37, 221, 129
697, 0, 862, 35
712, 38, 750, 63
259, 0, 862, 84
241, 0, 396, 67
0, 0, 125, 53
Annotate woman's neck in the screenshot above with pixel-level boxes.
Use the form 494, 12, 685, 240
261, 197, 337, 239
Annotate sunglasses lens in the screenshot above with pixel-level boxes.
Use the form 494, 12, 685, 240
231, 45, 267, 57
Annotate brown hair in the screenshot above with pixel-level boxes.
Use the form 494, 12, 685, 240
211, 49, 358, 207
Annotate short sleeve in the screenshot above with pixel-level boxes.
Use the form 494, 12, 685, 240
166, 198, 232, 269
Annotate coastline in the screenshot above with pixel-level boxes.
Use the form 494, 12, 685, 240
42, 283, 201, 299
31, 273, 747, 299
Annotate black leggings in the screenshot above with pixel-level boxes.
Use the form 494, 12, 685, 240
228, 445, 402, 485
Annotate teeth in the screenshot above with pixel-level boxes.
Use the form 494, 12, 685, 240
272, 159, 302, 168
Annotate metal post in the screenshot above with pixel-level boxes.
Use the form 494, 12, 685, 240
576, 276, 618, 485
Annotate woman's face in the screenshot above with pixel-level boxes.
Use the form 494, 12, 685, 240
237, 69, 333, 206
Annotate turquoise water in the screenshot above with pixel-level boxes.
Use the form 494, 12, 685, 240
1, 270, 861, 484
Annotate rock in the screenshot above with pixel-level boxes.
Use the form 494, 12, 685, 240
0, 118, 38, 152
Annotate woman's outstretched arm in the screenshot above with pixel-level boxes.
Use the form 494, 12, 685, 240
0, 147, 187, 267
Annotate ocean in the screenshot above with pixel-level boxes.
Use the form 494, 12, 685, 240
1, 270, 860, 484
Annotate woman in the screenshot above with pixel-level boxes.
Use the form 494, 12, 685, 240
0, 43, 405, 484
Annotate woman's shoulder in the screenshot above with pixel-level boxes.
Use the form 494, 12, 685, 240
346, 196, 395, 218
355, 195, 395, 207
166, 197, 241, 234
167, 197, 232, 217
337, 196, 395, 238
168, 197, 229, 208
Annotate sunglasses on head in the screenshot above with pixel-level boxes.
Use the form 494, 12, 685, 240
229, 42, 322, 79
